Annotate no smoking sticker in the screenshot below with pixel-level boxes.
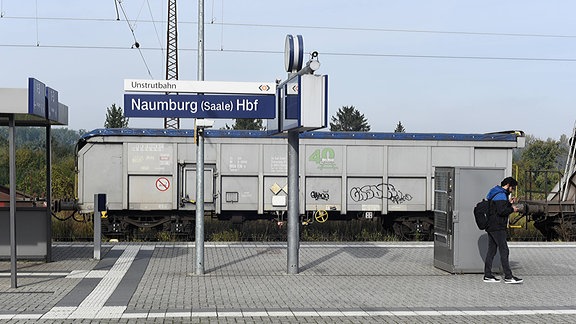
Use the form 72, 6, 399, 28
155, 177, 170, 191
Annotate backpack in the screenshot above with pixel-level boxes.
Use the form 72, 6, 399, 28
473, 192, 498, 230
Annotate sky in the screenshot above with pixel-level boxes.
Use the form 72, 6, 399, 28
1, 0, 576, 140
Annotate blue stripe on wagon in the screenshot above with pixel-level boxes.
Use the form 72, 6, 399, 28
80, 128, 523, 142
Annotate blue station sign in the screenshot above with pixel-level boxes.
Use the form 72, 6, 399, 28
28, 78, 46, 118
123, 93, 275, 119
28, 78, 61, 123
46, 86, 59, 122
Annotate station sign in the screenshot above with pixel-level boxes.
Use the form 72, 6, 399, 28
271, 74, 328, 134
27, 78, 62, 123
124, 79, 276, 95
46, 87, 59, 122
123, 93, 275, 119
28, 78, 46, 118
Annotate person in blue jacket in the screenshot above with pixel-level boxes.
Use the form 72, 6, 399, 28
483, 177, 523, 284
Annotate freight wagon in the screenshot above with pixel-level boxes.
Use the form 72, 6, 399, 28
74, 128, 525, 239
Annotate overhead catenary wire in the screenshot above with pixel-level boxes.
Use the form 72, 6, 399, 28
114, 0, 120, 20
146, 0, 164, 58
2, 43, 576, 63
134, 0, 146, 24
3, 14, 576, 39
209, 0, 225, 50
34, 0, 39, 46
3, 8, 576, 64
210, 0, 216, 23
115, 0, 154, 78
220, 0, 224, 50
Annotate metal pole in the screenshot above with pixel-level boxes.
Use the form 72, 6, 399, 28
198, 0, 204, 81
45, 125, 52, 262
8, 115, 17, 288
287, 130, 300, 274
195, 0, 205, 275
195, 130, 205, 274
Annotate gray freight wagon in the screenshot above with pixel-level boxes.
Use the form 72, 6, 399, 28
73, 129, 525, 239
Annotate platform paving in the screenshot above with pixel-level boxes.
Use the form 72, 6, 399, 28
1, 241, 576, 323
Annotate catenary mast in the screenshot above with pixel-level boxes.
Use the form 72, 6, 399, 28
164, 0, 180, 129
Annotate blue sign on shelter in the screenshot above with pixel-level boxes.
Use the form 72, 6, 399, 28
28, 78, 46, 118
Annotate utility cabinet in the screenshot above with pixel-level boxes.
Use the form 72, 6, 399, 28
434, 167, 503, 273
0, 208, 50, 260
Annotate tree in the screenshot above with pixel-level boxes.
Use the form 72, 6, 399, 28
329, 106, 370, 132
0, 127, 82, 196
520, 138, 565, 171
394, 121, 406, 133
224, 119, 265, 130
104, 104, 129, 128
515, 137, 567, 199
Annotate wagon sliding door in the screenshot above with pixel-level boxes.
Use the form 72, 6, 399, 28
181, 165, 215, 211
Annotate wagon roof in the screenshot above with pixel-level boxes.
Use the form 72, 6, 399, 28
79, 128, 524, 143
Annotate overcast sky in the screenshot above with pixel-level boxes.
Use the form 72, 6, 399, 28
1, 0, 576, 139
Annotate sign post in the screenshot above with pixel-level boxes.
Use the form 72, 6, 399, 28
197, 0, 206, 275
287, 130, 299, 274
195, 122, 206, 275
281, 34, 326, 274
8, 115, 16, 288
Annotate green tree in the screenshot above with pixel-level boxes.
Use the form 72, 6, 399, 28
104, 104, 129, 128
0, 132, 7, 187
224, 119, 265, 130
516, 137, 567, 198
15, 147, 46, 196
50, 129, 80, 199
52, 155, 76, 199
0, 127, 82, 197
329, 106, 371, 132
394, 121, 406, 133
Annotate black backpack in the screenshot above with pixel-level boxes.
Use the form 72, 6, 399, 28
473, 192, 498, 230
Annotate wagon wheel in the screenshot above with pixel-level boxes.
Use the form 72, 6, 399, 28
314, 210, 328, 223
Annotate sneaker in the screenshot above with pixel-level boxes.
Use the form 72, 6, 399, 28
483, 275, 500, 283
504, 276, 523, 284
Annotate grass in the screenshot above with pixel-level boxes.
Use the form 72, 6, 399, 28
51, 215, 399, 242
51, 213, 549, 242
508, 215, 545, 241
51, 212, 93, 241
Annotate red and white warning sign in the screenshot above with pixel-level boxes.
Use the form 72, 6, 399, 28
155, 177, 170, 191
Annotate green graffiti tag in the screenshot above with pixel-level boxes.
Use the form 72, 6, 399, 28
309, 147, 337, 170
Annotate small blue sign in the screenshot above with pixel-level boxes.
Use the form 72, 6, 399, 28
46, 87, 59, 122
285, 79, 300, 120
124, 93, 276, 119
276, 74, 328, 133
28, 78, 46, 118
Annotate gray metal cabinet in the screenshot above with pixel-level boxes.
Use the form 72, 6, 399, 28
434, 167, 503, 273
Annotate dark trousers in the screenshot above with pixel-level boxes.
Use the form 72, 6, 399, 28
484, 229, 513, 278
